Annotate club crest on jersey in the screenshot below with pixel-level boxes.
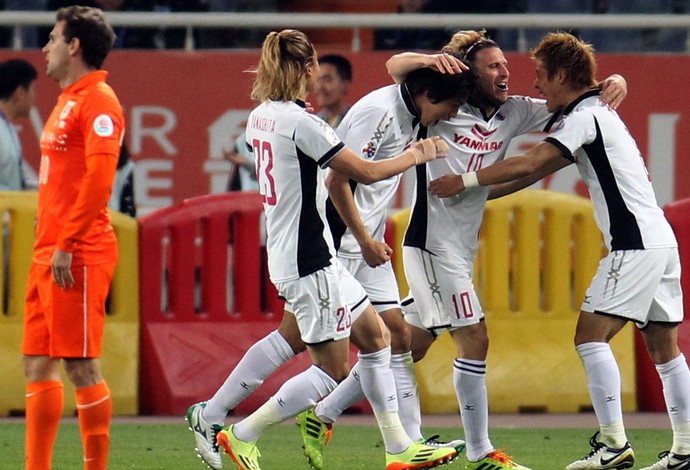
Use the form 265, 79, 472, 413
57, 100, 77, 129
93, 114, 114, 137
453, 124, 503, 152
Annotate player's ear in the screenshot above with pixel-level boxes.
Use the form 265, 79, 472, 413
556, 68, 567, 84
68, 36, 81, 57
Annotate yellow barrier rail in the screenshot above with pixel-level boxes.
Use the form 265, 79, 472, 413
389, 189, 636, 413
0, 191, 139, 416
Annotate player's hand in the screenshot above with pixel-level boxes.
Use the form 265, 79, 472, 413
429, 174, 464, 198
223, 147, 246, 166
51, 248, 74, 289
426, 53, 469, 75
409, 137, 449, 164
304, 100, 315, 114
599, 74, 627, 110
360, 238, 392, 267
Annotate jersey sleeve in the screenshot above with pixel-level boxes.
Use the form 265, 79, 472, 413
544, 110, 597, 162
80, 88, 125, 158
56, 87, 123, 252
337, 104, 396, 161
512, 96, 554, 134
294, 113, 345, 168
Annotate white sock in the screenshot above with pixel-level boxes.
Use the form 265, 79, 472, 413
576, 342, 627, 447
375, 410, 410, 455
391, 352, 422, 442
204, 330, 295, 424
234, 365, 337, 442
656, 353, 690, 454
454, 358, 492, 462
315, 362, 365, 424
358, 347, 411, 454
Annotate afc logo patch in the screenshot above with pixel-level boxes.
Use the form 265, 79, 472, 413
93, 114, 115, 137
362, 141, 376, 159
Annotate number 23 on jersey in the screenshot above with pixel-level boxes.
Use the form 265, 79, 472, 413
253, 138, 277, 205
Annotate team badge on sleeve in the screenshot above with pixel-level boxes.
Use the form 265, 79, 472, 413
93, 114, 115, 137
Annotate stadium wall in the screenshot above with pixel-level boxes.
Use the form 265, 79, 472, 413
0, 50, 688, 215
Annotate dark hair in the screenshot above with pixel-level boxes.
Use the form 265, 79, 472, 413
0, 59, 37, 100
404, 66, 475, 105
318, 54, 352, 82
56, 6, 116, 69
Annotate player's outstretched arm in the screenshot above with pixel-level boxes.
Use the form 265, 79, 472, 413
429, 141, 566, 198
488, 156, 570, 200
329, 137, 448, 185
386, 52, 467, 84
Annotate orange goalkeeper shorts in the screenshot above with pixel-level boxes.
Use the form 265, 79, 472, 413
21, 261, 117, 358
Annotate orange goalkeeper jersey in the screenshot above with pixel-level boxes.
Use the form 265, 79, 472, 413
33, 70, 124, 266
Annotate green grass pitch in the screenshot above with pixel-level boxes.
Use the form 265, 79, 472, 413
0, 420, 672, 469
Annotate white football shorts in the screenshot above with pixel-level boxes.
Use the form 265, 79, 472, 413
403, 246, 484, 330
339, 256, 401, 314
582, 247, 683, 327
401, 296, 441, 338
277, 259, 370, 345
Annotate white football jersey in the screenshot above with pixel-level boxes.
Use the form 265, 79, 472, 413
404, 96, 553, 257
327, 84, 420, 258
545, 90, 676, 251
246, 100, 345, 282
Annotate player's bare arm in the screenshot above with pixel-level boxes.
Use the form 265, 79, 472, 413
429, 141, 565, 198
386, 52, 468, 84
325, 170, 392, 267
328, 137, 447, 185
487, 156, 571, 200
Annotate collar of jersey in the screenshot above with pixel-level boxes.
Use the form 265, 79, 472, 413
562, 88, 600, 116
399, 83, 421, 129
64, 70, 108, 94
295, 99, 306, 109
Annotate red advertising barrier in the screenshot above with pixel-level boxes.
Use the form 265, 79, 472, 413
138, 191, 293, 414
635, 198, 690, 411
138, 192, 370, 415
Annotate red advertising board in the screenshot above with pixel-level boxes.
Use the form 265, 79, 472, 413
3, 50, 689, 213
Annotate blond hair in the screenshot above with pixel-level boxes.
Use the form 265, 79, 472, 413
531, 32, 598, 90
251, 29, 316, 102
442, 30, 498, 62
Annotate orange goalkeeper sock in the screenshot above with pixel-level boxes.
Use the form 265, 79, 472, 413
76, 381, 112, 470
25, 380, 64, 470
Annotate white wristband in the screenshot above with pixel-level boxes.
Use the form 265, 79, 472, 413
461, 171, 480, 188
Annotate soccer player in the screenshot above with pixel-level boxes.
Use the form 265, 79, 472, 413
212, 29, 459, 470
300, 30, 628, 470
315, 54, 352, 128
187, 38, 473, 470
428, 31, 690, 470
21, 6, 124, 470
296, 62, 476, 469
0, 59, 38, 191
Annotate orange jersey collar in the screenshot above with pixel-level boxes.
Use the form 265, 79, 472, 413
64, 70, 109, 94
